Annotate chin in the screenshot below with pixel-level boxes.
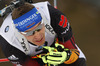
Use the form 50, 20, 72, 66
40, 40, 45, 46
35, 40, 45, 46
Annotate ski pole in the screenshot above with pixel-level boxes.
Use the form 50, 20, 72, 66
0, 58, 9, 63
54, 0, 57, 9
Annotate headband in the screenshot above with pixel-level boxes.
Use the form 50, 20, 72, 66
13, 8, 42, 32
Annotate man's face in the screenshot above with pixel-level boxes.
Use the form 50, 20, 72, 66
21, 22, 45, 46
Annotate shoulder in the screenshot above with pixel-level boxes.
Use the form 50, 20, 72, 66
0, 35, 28, 65
0, 35, 25, 56
0, 14, 26, 53
32, 1, 50, 7
0, 14, 15, 45
33, 1, 50, 5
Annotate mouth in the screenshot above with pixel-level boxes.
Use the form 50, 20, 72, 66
36, 37, 43, 42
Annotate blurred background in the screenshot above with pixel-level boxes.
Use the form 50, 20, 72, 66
0, 0, 100, 66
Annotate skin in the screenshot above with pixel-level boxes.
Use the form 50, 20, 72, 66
22, 23, 45, 46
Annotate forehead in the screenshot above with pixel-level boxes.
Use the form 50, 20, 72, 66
25, 22, 40, 32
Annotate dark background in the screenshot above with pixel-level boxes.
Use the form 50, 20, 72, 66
0, 0, 100, 66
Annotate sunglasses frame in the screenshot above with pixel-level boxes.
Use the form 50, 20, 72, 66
21, 20, 43, 36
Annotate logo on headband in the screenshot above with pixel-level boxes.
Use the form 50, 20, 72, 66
27, 22, 35, 28
13, 8, 42, 32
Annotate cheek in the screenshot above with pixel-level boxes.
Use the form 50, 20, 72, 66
42, 26, 45, 33
39, 27, 45, 38
24, 34, 35, 41
41, 27, 45, 35
25, 36, 33, 41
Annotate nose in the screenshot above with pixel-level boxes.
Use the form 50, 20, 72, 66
33, 31, 41, 40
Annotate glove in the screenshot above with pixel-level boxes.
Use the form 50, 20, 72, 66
55, 43, 65, 52
55, 43, 80, 64
41, 46, 69, 65
55, 43, 71, 60
41, 50, 67, 65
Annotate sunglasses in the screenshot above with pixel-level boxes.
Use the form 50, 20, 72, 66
21, 20, 43, 36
